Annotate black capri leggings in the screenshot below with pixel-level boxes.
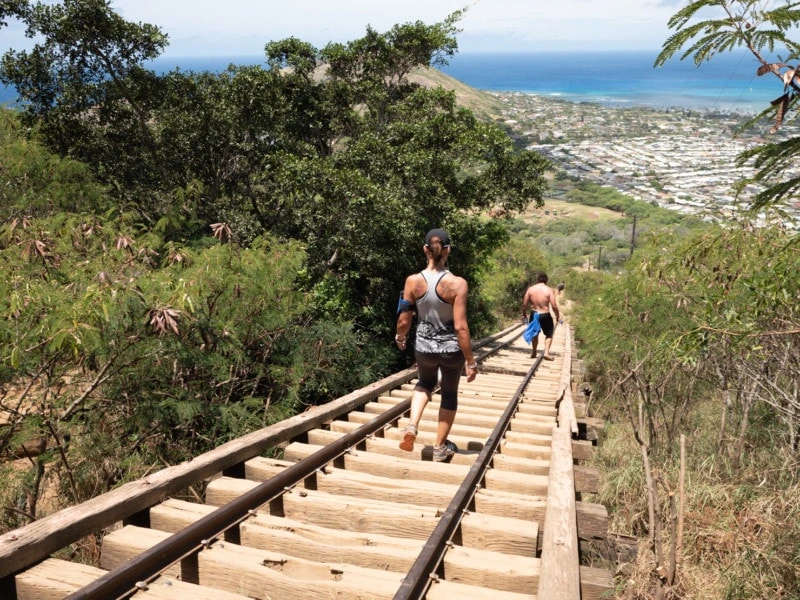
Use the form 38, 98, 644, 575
414, 350, 465, 411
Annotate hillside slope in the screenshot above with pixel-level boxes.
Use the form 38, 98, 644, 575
409, 65, 505, 121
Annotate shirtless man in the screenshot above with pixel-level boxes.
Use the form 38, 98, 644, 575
521, 273, 560, 360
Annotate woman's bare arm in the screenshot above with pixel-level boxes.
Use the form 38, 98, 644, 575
450, 278, 476, 370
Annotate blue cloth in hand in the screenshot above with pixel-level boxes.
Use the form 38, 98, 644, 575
523, 313, 541, 344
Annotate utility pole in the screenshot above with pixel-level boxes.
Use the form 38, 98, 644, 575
630, 215, 638, 258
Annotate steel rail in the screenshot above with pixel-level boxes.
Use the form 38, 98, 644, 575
65, 337, 512, 600
393, 352, 543, 600
66, 395, 414, 600
476, 327, 525, 362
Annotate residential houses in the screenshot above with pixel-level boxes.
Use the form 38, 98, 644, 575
491, 92, 800, 228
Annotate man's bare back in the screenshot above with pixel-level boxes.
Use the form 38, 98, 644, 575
521, 277, 560, 360
523, 282, 559, 317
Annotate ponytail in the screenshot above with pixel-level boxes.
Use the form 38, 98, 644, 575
429, 242, 445, 263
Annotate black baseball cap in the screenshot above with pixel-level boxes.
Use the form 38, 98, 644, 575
425, 228, 451, 247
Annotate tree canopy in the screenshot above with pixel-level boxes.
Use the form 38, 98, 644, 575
656, 0, 800, 209
0, 0, 548, 341
0, 2, 548, 528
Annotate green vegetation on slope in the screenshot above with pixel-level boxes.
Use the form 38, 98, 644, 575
0, 110, 392, 532
570, 221, 800, 599
2, 4, 800, 599
503, 175, 706, 275
0, 3, 548, 538
0, 1, 549, 344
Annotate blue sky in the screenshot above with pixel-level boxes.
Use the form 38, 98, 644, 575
1, 0, 683, 56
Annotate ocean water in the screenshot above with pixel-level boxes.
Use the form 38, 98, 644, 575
0, 50, 785, 114
437, 50, 780, 114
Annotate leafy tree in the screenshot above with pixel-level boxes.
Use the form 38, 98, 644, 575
580, 220, 800, 460
0, 0, 166, 134
0, 108, 108, 218
639, 226, 800, 457
0, 211, 383, 522
0, 0, 172, 211
656, 0, 800, 208
0, 0, 26, 28
1, 4, 549, 343
481, 237, 549, 319
0, 114, 402, 529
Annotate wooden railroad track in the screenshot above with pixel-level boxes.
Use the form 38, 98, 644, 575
0, 322, 613, 600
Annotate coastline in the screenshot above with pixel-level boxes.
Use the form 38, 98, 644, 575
2, 50, 784, 115
3, 64, 797, 228
436, 50, 780, 115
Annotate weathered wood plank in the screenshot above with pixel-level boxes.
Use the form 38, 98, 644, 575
148, 499, 540, 594
329, 420, 558, 460
205, 470, 607, 542
360, 401, 555, 445
214, 480, 541, 560
302, 426, 607, 494
347, 405, 558, 435
315, 426, 486, 465
276, 488, 540, 557
577, 416, 606, 445
537, 426, 581, 600
579, 565, 615, 600
14, 558, 252, 600
558, 326, 580, 435
574, 501, 609, 541
103, 526, 535, 600
572, 439, 595, 461
281, 441, 550, 496
0, 368, 421, 578
310, 427, 553, 473
213, 465, 549, 522
390, 387, 549, 412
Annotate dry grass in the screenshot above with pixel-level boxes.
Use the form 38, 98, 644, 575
590, 407, 800, 599
520, 197, 624, 224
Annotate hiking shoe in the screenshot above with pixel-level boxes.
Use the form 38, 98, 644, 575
399, 424, 418, 451
433, 440, 458, 463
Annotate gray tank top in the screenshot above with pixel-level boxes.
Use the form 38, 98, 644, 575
415, 270, 460, 354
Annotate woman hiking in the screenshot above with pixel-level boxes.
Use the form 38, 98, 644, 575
394, 228, 477, 462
